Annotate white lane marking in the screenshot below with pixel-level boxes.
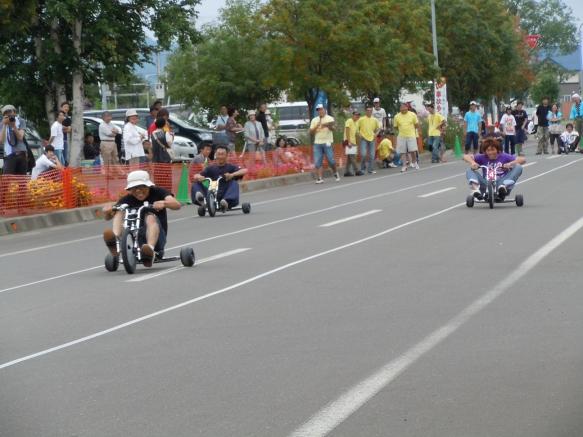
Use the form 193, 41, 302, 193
546, 155, 562, 160
418, 187, 456, 198
0, 162, 459, 253
522, 162, 537, 168
289, 215, 583, 437
0, 236, 98, 259
0, 173, 462, 295
126, 248, 251, 283
1, 157, 581, 296
320, 210, 382, 228
0, 203, 465, 371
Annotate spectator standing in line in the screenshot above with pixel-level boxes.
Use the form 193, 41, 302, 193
123, 109, 146, 165
464, 101, 482, 154
1, 105, 27, 175
213, 105, 230, 147
371, 98, 387, 130
145, 100, 162, 129
83, 133, 100, 164
225, 107, 244, 154
148, 107, 171, 137
426, 103, 446, 163
499, 106, 517, 155
512, 101, 528, 156
243, 110, 266, 165
394, 102, 421, 173
547, 103, 563, 154
60, 102, 72, 166
343, 110, 362, 176
535, 97, 551, 155
48, 110, 66, 165
309, 103, 340, 184
357, 106, 381, 174
256, 103, 270, 146
99, 111, 121, 166
150, 117, 174, 191
31, 144, 63, 179
569, 93, 583, 136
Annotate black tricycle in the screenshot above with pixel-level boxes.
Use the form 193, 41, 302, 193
196, 176, 251, 217
466, 165, 524, 209
104, 202, 195, 274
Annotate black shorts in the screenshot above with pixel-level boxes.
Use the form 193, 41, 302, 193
137, 215, 167, 253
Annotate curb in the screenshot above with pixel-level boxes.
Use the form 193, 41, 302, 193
0, 150, 451, 236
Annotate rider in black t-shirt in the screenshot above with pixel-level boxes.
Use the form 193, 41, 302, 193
102, 170, 181, 267
191, 145, 248, 210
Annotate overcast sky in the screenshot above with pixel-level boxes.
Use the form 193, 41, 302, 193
196, 0, 583, 29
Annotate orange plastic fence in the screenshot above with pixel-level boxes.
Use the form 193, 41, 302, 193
0, 145, 348, 218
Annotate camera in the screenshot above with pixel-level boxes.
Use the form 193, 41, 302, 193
8, 116, 15, 122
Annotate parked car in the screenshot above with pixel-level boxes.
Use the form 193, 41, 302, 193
83, 116, 197, 162
84, 108, 213, 150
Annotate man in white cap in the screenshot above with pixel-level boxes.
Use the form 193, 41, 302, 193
464, 101, 482, 154
122, 109, 146, 164
371, 98, 387, 130
0, 104, 28, 175
569, 93, 583, 136
309, 103, 340, 183
102, 170, 181, 267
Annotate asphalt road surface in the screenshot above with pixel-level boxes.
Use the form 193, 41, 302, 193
1, 146, 583, 437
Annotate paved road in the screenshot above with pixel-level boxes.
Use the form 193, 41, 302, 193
1, 147, 583, 437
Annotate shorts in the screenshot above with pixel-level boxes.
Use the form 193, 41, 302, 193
396, 137, 418, 154
137, 215, 167, 253
313, 143, 335, 168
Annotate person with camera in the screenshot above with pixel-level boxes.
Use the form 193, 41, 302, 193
1, 104, 28, 175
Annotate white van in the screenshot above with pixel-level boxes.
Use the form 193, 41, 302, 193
269, 101, 310, 138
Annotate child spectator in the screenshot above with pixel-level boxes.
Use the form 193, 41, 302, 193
559, 123, 580, 153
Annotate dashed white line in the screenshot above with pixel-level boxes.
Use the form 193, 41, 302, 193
126, 248, 251, 282
289, 215, 583, 437
320, 210, 382, 227
418, 187, 456, 198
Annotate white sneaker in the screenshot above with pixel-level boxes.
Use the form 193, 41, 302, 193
315, 178, 324, 184
413, 162, 420, 170
334, 172, 340, 182
400, 166, 407, 173
388, 162, 398, 168
195, 191, 204, 203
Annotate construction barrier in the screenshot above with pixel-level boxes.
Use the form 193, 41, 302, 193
0, 145, 354, 218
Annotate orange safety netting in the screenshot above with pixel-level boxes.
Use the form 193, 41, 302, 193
0, 145, 347, 218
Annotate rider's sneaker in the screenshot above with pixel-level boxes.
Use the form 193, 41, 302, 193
497, 185, 508, 198
472, 188, 483, 200
141, 244, 154, 268
315, 178, 324, 184
334, 172, 341, 182
195, 191, 204, 204
103, 229, 118, 256
413, 162, 420, 170
220, 199, 229, 211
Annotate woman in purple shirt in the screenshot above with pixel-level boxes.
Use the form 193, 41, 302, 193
464, 138, 526, 200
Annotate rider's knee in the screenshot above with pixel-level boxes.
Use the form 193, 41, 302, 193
145, 213, 159, 228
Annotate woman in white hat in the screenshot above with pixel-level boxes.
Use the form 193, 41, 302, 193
122, 109, 146, 165
243, 110, 266, 165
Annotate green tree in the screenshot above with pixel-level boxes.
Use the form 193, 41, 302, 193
436, 0, 532, 110
261, 0, 436, 115
530, 67, 560, 103
166, 0, 282, 114
505, 0, 579, 53
0, 0, 199, 165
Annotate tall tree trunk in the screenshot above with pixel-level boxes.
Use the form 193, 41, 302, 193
33, 13, 56, 127
70, 17, 84, 166
50, 18, 67, 108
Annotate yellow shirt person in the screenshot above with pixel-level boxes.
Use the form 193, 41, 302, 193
393, 111, 419, 138
377, 137, 394, 160
310, 113, 335, 145
428, 112, 446, 137
357, 114, 381, 142
344, 117, 358, 145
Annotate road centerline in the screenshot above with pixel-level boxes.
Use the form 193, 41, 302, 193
320, 210, 382, 227
418, 187, 456, 198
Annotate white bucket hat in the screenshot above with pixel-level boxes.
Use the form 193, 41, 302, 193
125, 170, 154, 190
125, 109, 138, 118
247, 110, 257, 117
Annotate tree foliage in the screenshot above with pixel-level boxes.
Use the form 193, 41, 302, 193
166, 0, 282, 114
505, 0, 579, 53
530, 67, 560, 103
436, 0, 533, 110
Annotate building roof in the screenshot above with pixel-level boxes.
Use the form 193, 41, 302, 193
542, 44, 582, 71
